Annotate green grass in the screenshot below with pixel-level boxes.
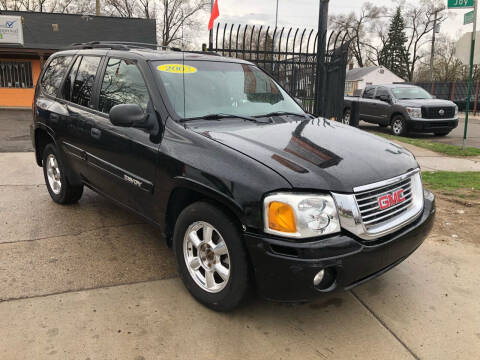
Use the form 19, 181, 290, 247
373, 132, 480, 157
422, 171, 480, 191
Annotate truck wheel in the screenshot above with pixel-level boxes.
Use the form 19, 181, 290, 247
434, 131, 451, 137
42, 144, 83, 204
173, 202, 250, 311
391, 115, 408, 136
342, 109, 351, 125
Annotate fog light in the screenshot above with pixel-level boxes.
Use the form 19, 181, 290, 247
313, 270, 325, 286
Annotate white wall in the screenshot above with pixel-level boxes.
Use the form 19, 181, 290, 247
358, 67, 405, 90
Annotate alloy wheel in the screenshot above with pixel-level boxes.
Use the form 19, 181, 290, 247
392, 119, 404, 135
183, 221, 231, 293
46, 154, 62, 195
342, 110, 351, 125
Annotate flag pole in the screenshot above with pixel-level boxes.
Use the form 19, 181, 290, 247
209, 0, 214, 50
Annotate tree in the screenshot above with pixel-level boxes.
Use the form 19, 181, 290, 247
330, 2, 386, 68
0, 0, 92, 13
402, 0, 446, 81
415, 35, 465, 82
104, 0, 209, 47
378, 7, 409, 79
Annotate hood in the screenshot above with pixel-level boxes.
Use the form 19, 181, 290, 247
189, 118, 419, 193
396, 98, 456, 107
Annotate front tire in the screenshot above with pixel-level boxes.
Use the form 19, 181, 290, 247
173, 202, 250, 311
391, 115, 408, 136
42, 144, 83, 204
342, 108, 352, 125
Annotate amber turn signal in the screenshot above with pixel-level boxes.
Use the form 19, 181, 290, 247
268, 201, 296, 233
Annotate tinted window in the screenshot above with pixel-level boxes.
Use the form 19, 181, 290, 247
70, 56, 101, 107
375, 87, 389, 98
99, 58, 151, 114
40, 56, 73, 96
363, 87, 375, 99
62, 56, 81, 102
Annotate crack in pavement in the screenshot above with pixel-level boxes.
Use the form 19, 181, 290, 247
0, 222, 148, 245
350, 289, 420, 360
0, 276, 179, 304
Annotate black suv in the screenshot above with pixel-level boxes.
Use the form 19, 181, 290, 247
31, 42, 435, 311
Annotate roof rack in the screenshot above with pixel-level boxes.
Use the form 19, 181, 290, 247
68, 41, 182, 52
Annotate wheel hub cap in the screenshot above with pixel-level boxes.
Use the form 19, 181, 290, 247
183, 221, 231, 293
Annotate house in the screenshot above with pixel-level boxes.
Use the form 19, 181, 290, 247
0, 11, 156, 108
344, 66, 405, 96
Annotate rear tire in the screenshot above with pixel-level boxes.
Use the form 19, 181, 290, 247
173, 202, 250, 311
342, 108, 351, 125
42, 144, 83, 204
391, 115, 408, 136
434, 131, 451, 137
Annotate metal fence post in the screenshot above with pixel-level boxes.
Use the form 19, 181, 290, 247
313, 0, 329, 117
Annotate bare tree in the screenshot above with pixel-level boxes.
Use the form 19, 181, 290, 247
1, 0, 90, 13
402, 0, 446, 81
415, 35, 465, 82
330, 2, 386, 68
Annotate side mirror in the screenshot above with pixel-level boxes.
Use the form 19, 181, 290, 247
431, 95, 437, 99
379, 94, 391, 103
109, 104, 152, 129
294, 97, 304, 107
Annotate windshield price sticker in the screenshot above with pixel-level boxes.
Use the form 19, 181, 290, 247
157, 64, 197, 74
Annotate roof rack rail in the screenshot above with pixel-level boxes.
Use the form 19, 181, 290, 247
68, 41, 182, 52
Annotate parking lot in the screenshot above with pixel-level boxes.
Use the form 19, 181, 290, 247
359, 114, 480, 149
0, 116, 479, 358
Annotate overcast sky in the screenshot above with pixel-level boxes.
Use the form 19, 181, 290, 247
197, 0, 473, 51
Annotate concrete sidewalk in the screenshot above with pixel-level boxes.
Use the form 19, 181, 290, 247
0, 152, 479, 359
392, 141, 480, 172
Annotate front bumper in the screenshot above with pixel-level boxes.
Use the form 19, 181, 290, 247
407, 118, 458, 133
244, 190, 435, 302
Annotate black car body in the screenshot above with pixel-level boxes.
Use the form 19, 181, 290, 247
31, 43, 435, 310
344, 84, 459, 136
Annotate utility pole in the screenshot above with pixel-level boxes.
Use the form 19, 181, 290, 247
463, 0, 478, 149
275, 0, 279, 29
429, 9, 441, 82
313, 0, 329, 117
96, 0, 100, 16
209, 0, 214, 50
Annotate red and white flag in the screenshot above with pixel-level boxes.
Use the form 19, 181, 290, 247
208, 0, 220, 30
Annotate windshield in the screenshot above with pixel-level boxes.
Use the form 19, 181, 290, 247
391, 87, 432, 100
152, 60, 304, 119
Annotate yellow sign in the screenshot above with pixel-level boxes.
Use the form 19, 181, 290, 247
157, 64, 197, 74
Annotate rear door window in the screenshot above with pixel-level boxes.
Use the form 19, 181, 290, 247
98, 58, 151, 114
40, 56, 73, 97
68, 56, 102, 107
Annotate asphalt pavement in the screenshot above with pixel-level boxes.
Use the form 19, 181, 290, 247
1, 152, 479, 360
359, 114, 480, 149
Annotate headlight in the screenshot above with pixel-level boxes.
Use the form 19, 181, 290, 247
455, 105, 459, 117
263, 193, 341, 239
406, 107, 422, 119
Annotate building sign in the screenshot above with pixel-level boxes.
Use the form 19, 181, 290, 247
0, 16, 24, 45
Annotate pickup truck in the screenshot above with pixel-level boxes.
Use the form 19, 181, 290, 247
343, 84, 459, 136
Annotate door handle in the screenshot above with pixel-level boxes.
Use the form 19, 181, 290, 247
91, 128, 102, 139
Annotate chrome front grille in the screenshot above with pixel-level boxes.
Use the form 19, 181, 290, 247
332, 169, 424, 241
355, 177, 413, 229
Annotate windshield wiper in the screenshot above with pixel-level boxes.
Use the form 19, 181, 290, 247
254, 111, 308, 119
179, 113, 269, 123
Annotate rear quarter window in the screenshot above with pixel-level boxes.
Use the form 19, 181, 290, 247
40, 56, 73, 97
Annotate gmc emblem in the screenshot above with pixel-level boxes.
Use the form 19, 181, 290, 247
378, 189, 406, 210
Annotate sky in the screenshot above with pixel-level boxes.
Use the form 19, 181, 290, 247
196, 0, 474, 52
